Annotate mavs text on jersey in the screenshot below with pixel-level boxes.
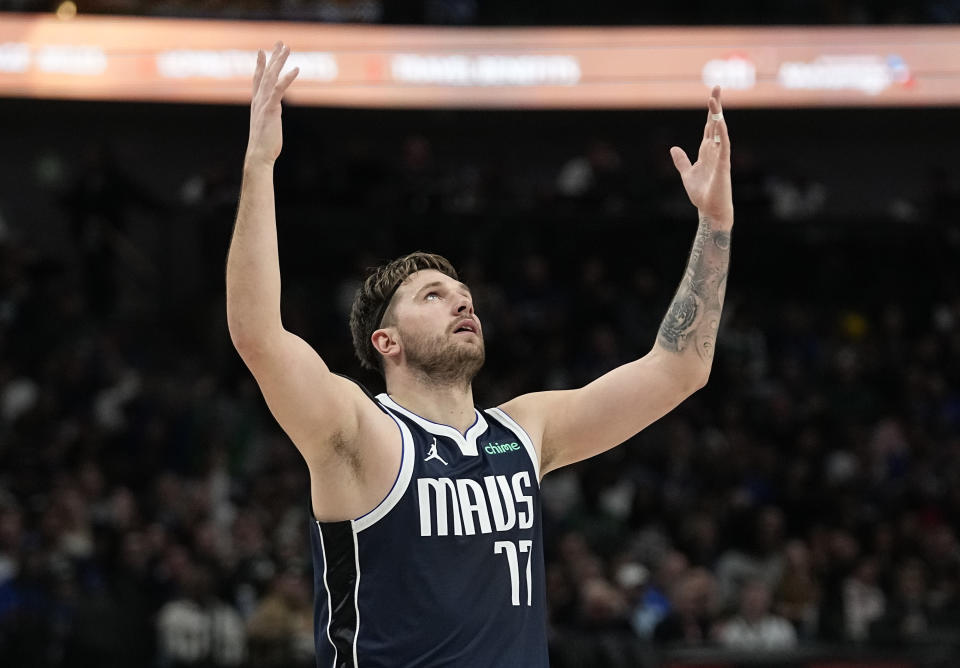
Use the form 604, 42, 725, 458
310, 391, 549, 667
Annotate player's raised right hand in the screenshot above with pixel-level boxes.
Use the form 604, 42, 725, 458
245, 42, 299, 170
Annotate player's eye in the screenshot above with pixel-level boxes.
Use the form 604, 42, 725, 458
425, 292, 440, 301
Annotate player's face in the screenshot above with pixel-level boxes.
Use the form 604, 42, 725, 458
391, 270, 485, 383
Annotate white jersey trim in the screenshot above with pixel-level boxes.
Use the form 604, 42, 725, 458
376, 393, 486, 457
350, 521, 361, 667
353, 409, 415, 533
485, 407, 541, 483
315, 523, 338, 668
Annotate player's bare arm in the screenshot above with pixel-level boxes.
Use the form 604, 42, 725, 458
500, 86, 733, 476
225, 43, 398, 520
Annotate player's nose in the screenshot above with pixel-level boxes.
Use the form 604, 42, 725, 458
454, 295, 474, 315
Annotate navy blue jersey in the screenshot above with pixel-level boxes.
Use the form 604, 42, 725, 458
310, 392, 549, 668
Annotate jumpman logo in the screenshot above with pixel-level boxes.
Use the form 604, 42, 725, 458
424, 438, 448, 466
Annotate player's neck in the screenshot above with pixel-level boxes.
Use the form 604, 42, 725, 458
385, 373, 476, 436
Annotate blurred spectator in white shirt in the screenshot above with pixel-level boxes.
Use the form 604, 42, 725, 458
843, 557, 886, 641
157, 562, 246, 667
719, 579, 797, 650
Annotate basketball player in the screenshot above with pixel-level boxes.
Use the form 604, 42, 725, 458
226, 43, 733, 667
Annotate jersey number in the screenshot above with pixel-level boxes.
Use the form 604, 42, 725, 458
494, 540, 533, 607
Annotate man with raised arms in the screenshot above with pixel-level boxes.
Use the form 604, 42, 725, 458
226, 42, 733, 667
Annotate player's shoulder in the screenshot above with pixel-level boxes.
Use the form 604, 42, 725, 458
495, 390, 568, 438
333, 372, 383, 407
495, 390, 581, 476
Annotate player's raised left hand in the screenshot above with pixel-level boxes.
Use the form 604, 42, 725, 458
670, 86, 733, 228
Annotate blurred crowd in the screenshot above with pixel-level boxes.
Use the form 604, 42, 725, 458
1, 99, 960, 668
5, 0, 960, 24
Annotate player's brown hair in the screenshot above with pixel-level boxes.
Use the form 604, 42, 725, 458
350, 251, 459, 373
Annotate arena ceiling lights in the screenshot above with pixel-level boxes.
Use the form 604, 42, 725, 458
0, 13, 958, 108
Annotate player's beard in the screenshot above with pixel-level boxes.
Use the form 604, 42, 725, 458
402, 328, 485, 388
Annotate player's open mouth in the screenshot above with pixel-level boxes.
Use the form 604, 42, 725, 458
453, 320, 477, 334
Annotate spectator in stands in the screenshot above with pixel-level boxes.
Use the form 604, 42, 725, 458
555, 140, 626, 215
631, 549, 688, 639
578, 576, 631, 631
65, 528, 156, 664
842, 557, 887, 642
718, 579, 797, 650
774, 539, 820, 639
870, 559, 934, 645
0, 500, 21, 588
653, 567, 718, 646
715, 506, 786, 609
246, 570, 313, 668
156, 562, 247, 667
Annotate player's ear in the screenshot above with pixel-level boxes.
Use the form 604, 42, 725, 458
371, 327, 400, 360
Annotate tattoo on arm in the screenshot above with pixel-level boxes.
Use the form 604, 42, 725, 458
657, 216, 731, 363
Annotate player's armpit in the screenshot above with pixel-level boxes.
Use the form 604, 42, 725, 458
240, 331, 401, 521
238, 329, 391, 464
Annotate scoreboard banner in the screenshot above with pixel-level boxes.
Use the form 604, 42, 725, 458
1, 13, 959, 108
